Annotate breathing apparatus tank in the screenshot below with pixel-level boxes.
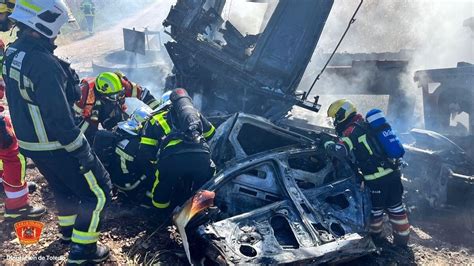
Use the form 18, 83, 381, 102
366, 109, 405, 159
169, 88, 203, 143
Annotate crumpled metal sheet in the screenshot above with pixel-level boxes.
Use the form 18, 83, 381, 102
173, 113, 376, 265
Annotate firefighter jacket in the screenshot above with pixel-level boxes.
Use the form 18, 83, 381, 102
336, 114, 395, 181
139, 110, 216, 162
73, 77, 160, 137
2, 34, 88, 158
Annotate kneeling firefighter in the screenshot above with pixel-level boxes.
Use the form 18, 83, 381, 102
93, 106, 156, 206
74, 71, 160, 142
139, 88, 216, 216
325, 99, 410, 247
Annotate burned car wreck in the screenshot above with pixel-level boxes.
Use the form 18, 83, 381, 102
173, 113, 376, 264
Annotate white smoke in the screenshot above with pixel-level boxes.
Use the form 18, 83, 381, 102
295, 0, 473, 129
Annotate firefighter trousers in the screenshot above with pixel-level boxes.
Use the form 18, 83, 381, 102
367, 170, 410, 245
32, 153, 112, 245
151, 152, 215, 212
0, 116, 28, 210
0, 152, 28, 210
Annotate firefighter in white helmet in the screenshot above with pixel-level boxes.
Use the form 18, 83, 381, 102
3, 0, 113, 264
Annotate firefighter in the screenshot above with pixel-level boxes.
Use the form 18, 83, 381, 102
325, 99, 410, 247
74, 71, 160, 142
80, 0, 95, 35
93, 106, 156, 206
0, 0, 46, 220
139, 88, 216, 217
3, 0, 112, 263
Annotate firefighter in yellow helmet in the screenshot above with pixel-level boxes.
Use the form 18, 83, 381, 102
325, 99, 410, 247
74, 71, 160, 142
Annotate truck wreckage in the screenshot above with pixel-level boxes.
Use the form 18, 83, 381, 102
151, 0, 474, 264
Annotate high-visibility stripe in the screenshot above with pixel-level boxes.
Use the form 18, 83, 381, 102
73, 104, 83, 115
364, 167, 393, 181
140, 137, 158, 146
165, 139, 182, 149
58, 214, 77, 227
150, 169, 169, 209
152, 200, 170, 209
389, 218, 409, 225
9, 67, 21, 83
23, 75, 34, 91
358, 134, 373, 155
120, 156, 128, 174
5, 187, 28, 199
153, 112, 171, 134
148, 100, 160, 109
115, 147, 134, 161
371, 209, 384, 216
203, 125, 215, 139
132, 87, 138, 98
394, 229, 410, 236
18, 139, 63, 151
115, 175, 146, 191
67, 259, 87, 264
115, 148, 134, 174
71, 229, 99, 244
19, 0, 43, 12
64, 134, 85, 153
324, 141, 335, 149
387, 205, 405, 213
80, 121, 90, 133
0, 160, 3, 171
83, 171, 106, 233
366, 112, 385, 123
18, 153, 26, 184
341, 137, 353, 151
28, 104, 49, 143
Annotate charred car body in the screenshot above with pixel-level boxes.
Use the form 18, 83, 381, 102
174, 113, 375, 264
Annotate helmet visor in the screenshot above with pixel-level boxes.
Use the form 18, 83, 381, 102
103, 91, 125, 102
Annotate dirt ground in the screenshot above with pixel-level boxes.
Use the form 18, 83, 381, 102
0, 160, 473, 265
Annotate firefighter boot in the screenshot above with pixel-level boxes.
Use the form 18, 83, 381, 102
4, 203, 46, 221
67, 243, 110, 265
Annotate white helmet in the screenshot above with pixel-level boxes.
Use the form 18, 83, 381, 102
10, 0, 69, 38
117, 106, 152, 135
161, 90, 172, 104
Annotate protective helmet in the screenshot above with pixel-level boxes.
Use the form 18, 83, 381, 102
161, 90, 172, 104
9, 0, 69, 38
95, 72, 124, 100
0, 0, 16, 14
117, 106, 152, 135
327, 99, 357, 126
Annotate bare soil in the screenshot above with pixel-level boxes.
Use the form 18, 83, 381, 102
1, 161, 473, 265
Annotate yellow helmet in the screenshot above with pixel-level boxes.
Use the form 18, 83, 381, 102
0, 0, 15, 14
95, 72, 124, 98
327, 99, 357, 125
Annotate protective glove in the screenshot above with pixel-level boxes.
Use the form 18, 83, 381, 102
0, 116, 14, 149
72, 141, 97, 174
324, 141, 348, 160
